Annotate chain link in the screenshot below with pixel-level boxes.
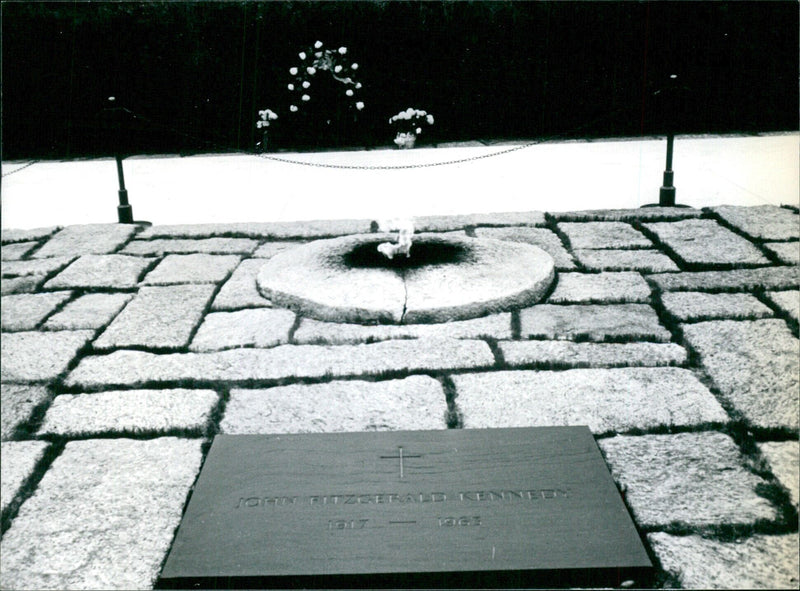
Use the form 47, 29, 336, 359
2, 160, 39, 178
255, 140, 540, 170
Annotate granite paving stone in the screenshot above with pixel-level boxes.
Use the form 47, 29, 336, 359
758, 441, 800, 507
1, 384, 50, 440
1, 226, 60, 244
0, 440, 48, 513
661, 291, 773, 321
38, 389, 219, 437
210, 258, 273, 310
121, 237, 259, 256
221, 376, 447, 434
644, 219, 770, 266
1, 241, 37, 260
1, 276, 44, 295
552, 207, 702, 222
648, 532, 799, 590
64, 340, 495, 388
711, 205, 800, 241
453, 368, 727, 432
651, 266, 799, 292
414, 211, 546, 232
766, 290, 800, 323
765, 241, 800, 265
1, 256, 75, 278
558, 222, 652, 249
1, 292, 72, 331
519, 303, 671, 342
32, 224, 137, 258
142, 253, 240, 284
0, 438, 202, 590
1, 330, 94, 382
499, 341, 687, 368
598, 432, 777, 527
139, 219, 372, 239
43, 292, 134, 330
682, 319, 799, 430
547, 272, 651, 303
189, 308, 296, 351
472, 226, 576, 269
44, 254, 151, 289
572, 249, 680, 272
252, 241, 307, 258
94, 284, 216, 350
293, 313, 512, 345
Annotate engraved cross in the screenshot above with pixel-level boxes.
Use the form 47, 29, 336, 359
379, 446, 422, 479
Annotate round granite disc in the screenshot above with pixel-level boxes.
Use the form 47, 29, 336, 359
257, 233, 554, 324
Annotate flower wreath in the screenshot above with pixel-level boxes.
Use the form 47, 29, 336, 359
286, 41, 364, 115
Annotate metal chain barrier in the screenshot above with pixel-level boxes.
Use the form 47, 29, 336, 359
2, 160, 39, 178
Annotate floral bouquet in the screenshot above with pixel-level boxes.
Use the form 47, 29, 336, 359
255, 109, 278, 151
389, 108, 434, 148
286, 41, 364, 115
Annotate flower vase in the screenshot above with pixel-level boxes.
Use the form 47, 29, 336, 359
394, 133, 417, 149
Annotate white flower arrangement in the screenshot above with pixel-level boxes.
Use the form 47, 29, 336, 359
255, 108, 278, 128
285, 41, 364, 115
389, 108, 434, 147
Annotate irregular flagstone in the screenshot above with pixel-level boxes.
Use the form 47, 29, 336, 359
1, 292, 72, 331
1, 276, 44, 296
121, 237, 259, 256
651, 266, 800, 292
1, 226, 60, 244
293, 313, 512, 345
547, 272, 651, 303
765, 290, 800, 322
0, 438, 202, 591
38, 389, 218, 437
142, 253, 240, 284
32, 224, 137, 258
1, 330, 94, 382
0, 440, 48, 513
711, 205, 800, 241
499, 341, 687, 368
64, 340, 494, 388
252, 241, 307, 258
94, 284, 216, 350
573, 249, 679, 272
414, 211, 546, 232
211, 258, 273, 310
682, 319, 799, 430
552, 207, 702, 222
43, 292, 134, 330
598, 432, 776, 527
661, 291, 773, 321
648, 532, 799, 590
758, 441, 799, 507
453, 368, 727, 432
44, 254, 151, 289
1, 241, 37, 261
1, 384, 50, 440
519, 303, 671, 342
643, 219, 769, 266
472, 226, 576, 269
1, 256, 74, 278
764, 241, 800, 265
139, 219, 372, 239
558, 221, 652, 249
189, 308, 296, 351
221, 376, 447, 434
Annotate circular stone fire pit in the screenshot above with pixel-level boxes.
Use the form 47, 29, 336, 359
257, 233, 554, 324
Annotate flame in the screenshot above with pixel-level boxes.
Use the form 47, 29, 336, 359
376, 218, 414, 259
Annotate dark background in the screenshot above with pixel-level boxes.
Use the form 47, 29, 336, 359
2, 1, 797, 159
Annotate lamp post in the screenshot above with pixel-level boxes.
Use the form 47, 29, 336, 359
104, 97, 135, 223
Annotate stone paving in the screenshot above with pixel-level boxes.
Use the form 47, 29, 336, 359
0, 205, 798, 589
